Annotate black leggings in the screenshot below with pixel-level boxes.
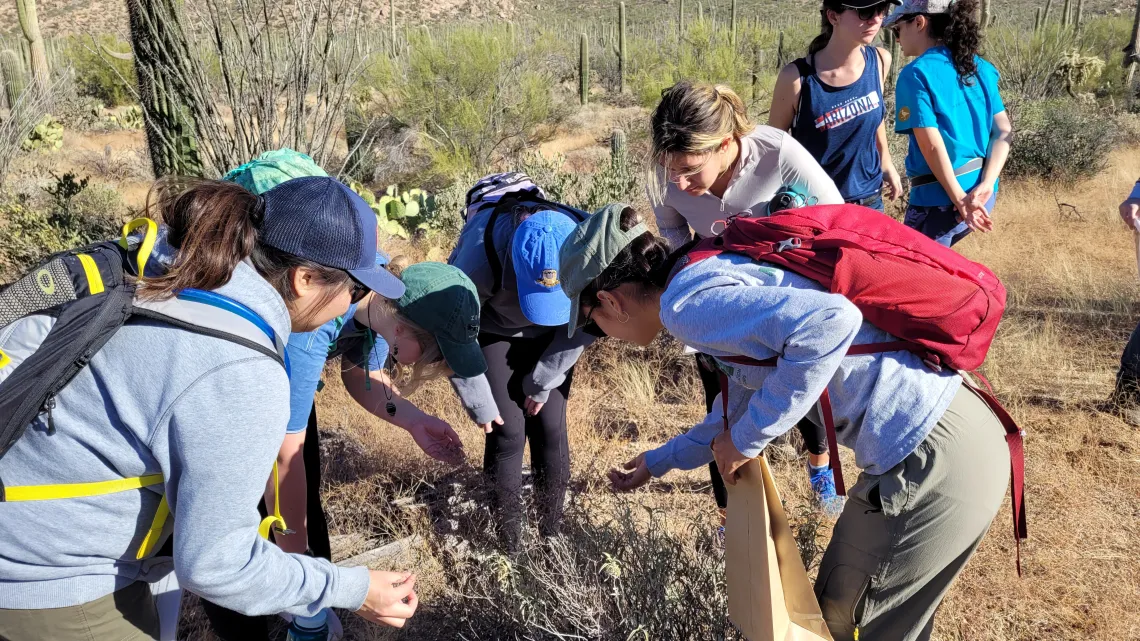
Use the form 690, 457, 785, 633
696, 354, 827, 510
480, 331, 573, 543
200, 403, 331, 641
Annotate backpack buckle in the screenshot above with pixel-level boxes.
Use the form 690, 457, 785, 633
775, 237, 802, 253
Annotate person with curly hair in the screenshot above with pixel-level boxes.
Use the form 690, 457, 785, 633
886, 0, 1012, 247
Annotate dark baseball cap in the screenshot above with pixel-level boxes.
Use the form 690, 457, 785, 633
259, 176, 405, 299
398, 262, 486, 378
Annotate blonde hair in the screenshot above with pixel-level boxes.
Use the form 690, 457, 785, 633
363, 255, 453, 396
647, 81, 755, 204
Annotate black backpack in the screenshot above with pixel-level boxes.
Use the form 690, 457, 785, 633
0, 219, 287, 500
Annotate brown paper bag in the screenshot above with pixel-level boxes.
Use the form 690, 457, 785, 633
725, 455, 833, 641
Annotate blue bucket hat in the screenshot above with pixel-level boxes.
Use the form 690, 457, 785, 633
259, 176, 405, 299
511, 211, 576, 326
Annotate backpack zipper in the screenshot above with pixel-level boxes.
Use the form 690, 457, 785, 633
43, 395, 56, 435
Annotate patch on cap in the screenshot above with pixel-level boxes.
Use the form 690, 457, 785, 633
537, 269, 560, 288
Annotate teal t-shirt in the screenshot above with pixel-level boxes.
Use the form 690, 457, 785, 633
894, 46, 1005, 207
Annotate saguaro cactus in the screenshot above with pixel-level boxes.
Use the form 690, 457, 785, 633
0, 49, 26, 109
1062, 0, 1071, 27
731, 0, 738, 47
980, 0, 991, 30
580, 33, 589, 105
777, 30, 785, 69
1034, 7, 1042, 33
610, 129, 626, 157
16, 0, 49, 90
1076, 0, 1084, 34
389, 0, 398, 57
614, 2, 627, 94
1043, 0, 1053, 25
126, 0, 205, 178
678, 0, 685, 41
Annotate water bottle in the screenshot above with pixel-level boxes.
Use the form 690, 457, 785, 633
286, 609, 329, 641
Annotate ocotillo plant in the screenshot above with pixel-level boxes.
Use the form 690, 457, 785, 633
125, 0, 205, 178
751, 45, 762, 102
777, 30, 785, 69
1043, 0, 1053, 25
1076, 0, 1084, 34
0, 49, 26, 109
1034, 7, 1042, 33
697, 1, 703, 23
390, 0, 397, 57
16, 0, 49, 90
580, 33, 589, 105
614, 2, 627, 94
1062, 0, 1071, 27
980, 0, 991, 30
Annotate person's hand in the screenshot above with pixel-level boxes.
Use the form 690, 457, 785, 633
1119, 197, 1140, 230
608, 452, 652, 492
956, 204, 994, 233
357, 571, 418, 628
407, 415, 466, 466
963, 182, 995, 215
477, 415, 504, 434
883, 164, 903, 201
712, 432, 752, 485
524, 397, 545, 417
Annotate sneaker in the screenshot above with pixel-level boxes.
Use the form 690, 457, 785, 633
809, 466, 846, 519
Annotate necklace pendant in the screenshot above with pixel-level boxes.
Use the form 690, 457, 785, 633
386, 402, 397, 416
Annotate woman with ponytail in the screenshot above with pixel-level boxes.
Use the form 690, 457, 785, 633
885, 0, 1012, 247
649, 81, 846, 517
769, 0, 903, 211
558, 205, 1010, 640
0, 176, 421, 638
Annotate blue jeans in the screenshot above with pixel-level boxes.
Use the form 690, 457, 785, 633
904, 193, 997, 247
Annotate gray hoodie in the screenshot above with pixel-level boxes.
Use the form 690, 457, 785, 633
0, 254, 370, 614
448, 207, 594, 423
645, 252, 961, 478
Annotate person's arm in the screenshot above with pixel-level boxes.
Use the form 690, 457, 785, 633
910, 127, 992, 233
962, 110, 1012, 215
1121, 181, 1140, 229
268, 432, 309, 554
777, 133, 844, 205
160, 359, 375, 617
341, 364, 465, 465
450, 373, 503, 433
650, 184, 694, 249
767, 63, 802, 132
520, 330, 596, 414
873, 47, 902, 201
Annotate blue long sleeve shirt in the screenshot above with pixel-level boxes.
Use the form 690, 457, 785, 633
645, 252, 961, 478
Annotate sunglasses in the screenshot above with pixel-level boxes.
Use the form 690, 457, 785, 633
575, 303, 599, 331
348, 276, 370, 304
889, 12, 920, 34
843, 2, 891, 21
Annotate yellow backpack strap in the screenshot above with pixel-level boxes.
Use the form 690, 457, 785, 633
0, 348, 10, 370
4, 474, 163, 502
119, 218, 159, 277
135, 494, 171, 560
258, 461, 290, 540
76, 253, 105, 295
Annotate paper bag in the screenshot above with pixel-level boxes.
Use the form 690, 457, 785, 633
725, 455, 833, 641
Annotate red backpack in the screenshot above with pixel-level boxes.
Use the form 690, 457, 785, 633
676, 204, 1027, 572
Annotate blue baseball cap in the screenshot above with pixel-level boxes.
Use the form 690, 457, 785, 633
259, 176, 405, 299
511, 211, 576, 326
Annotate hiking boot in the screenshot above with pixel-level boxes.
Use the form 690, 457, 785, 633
809, 466, 845, 519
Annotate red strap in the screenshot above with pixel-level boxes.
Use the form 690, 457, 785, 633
818, 389, 846, 496
963, 374, 1027, 577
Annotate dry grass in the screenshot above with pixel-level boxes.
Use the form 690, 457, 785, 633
170, 145, 1140, 640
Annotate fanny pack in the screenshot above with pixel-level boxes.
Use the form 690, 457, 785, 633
910, 157, 984, 188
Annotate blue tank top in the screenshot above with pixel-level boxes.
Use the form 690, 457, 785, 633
790, 46, 884, 202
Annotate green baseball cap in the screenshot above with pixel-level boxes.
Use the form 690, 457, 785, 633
398, 262, 486, 378
223, 148, 328, 195
558, 203, 648, 338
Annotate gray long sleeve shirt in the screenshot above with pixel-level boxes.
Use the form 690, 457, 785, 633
448, 206, 595, 423
0, 259, 370, 614
645, 253, 961, 478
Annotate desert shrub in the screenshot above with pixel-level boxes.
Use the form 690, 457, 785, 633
368, 25, 570, 179
65, 35, 137, 107
0, 175, 124, 280
986, 25, 1073, 101
516, 143, 640, 213
425, 500, 743, 641
21, 115, 63, 153
1005, 99, 1117, 181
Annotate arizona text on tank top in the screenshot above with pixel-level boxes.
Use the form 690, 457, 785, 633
791, 46, 884, 202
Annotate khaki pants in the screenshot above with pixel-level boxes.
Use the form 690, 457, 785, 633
0, 581, 159, 641
814, 385, 1010, 641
